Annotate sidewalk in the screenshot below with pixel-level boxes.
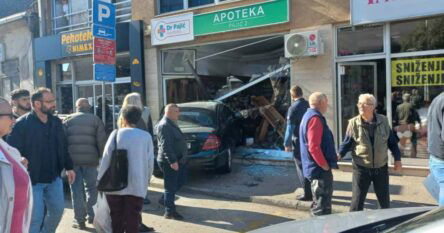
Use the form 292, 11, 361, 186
150, 156, 437, 213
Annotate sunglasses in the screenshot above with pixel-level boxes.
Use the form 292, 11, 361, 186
0, 113, 14, 120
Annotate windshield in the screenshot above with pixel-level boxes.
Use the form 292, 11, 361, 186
384, 208, 444, 233
178, 108, 216, 127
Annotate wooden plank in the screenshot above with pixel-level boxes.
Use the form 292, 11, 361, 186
259, 105, 286, 138
251, 96, 270, 107
256, 119, 270, 142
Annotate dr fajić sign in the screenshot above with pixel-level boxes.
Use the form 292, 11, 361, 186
151, 13, 194, 46
351, 0, 444, 25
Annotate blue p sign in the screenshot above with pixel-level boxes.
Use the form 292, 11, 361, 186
93, 0, 115, 29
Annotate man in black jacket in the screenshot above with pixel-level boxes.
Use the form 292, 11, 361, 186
283, 85, 312, 201
428, 92, 444, 206
156, 103, 187, 220
8, 87, 75, 233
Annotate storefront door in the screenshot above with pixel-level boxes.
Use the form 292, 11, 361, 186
338, 62, 377, 142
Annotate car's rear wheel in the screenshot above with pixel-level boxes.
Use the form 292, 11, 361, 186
217, 147, 232, 174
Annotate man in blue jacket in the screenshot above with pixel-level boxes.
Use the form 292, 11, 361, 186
8, 88, 75, 233
300, 92, 338, 216
284, 85, 311, 201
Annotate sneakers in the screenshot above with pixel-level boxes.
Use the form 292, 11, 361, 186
164, 212, 184, 220
296, 194, 313, 201
139, 223, 155, 232
72, 222, 87, 230
87, 218, 94, 224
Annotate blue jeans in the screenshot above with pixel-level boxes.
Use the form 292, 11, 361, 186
70, 166, 98, 224
30, 177, 65, 233
429, 155, 444, 206
160, 162, 187, 214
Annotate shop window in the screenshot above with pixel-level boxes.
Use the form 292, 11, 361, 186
391, 16, 444, 53
162, 50, 195, 75
189, 0, 214, 8
73, 58, 93, 81
57, 63, 72, 81
391, 55, 444, 162
116, 54, 130, 78
53, 0, 91, 33
2, 59, 20, 90
159, 0, 184, 14
337, 25, 383, 56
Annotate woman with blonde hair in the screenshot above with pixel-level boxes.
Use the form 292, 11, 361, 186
117, 93, 153, 135
116, 92, 155, 232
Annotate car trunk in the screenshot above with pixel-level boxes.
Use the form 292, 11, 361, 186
180, 126, 217, 154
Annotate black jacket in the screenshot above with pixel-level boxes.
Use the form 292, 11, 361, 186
428, 92, 444, 159
7, 111, 73, 184
156, 117, 187, 165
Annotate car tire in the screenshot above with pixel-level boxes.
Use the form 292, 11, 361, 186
217, 147, 232, 174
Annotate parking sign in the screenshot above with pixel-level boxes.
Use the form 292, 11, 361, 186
93, 0, 115, 29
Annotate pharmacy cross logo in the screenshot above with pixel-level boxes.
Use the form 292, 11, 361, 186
157, 24, 166, 38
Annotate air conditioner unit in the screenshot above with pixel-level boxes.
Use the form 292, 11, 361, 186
284, 31, 323, 58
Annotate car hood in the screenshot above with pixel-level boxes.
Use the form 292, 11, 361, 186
248, 207, 435, 233
179, 126, 217, 134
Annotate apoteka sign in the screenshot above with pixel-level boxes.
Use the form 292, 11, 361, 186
351, 0, 444, 25
151, 13, 194, 46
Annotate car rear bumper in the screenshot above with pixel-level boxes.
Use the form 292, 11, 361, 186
187, 149, 228, 169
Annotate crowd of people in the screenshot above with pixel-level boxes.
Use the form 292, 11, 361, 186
0, 88, 186, 233
0, 85, 443, 232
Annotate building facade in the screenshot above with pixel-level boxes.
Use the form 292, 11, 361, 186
0, 0, 38, 99
133, 0, 444, 172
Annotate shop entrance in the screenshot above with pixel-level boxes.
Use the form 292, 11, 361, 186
337, 62, 377, 141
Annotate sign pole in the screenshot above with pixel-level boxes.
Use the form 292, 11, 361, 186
102, 81, 106, 125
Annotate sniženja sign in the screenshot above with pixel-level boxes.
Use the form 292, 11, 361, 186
392, 57, 444, 87
194, 0, 288, 36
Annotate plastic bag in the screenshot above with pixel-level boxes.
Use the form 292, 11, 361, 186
93, 192, 112, 233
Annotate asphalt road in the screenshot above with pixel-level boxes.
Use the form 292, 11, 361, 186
56, 187, 310, 233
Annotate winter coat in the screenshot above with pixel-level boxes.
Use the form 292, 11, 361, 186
63, 110, 107, 166
0, 139, 33, 233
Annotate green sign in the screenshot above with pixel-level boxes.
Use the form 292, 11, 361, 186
194, 0, 289, 36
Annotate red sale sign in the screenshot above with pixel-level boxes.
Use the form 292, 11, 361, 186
93, 37, 116, 65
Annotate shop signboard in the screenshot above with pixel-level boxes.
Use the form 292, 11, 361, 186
93, 37, 116, 64
351, 0, 444, 25
61, 30, 93, 56
151, 13, 194, 46
392, 57, 444, 87
194, 0, 289, 36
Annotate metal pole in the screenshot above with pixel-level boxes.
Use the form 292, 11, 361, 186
102, 81, 106, 124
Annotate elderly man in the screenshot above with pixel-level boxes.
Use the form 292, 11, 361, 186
7, 87, 75, 233
156, 104, 187, 220
63, 98, 106, 229
339, 93, 402, 211
300, 92, 338, 216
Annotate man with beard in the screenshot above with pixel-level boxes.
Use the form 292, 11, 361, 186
10, 89, 31, 119
7, 87, 75, 233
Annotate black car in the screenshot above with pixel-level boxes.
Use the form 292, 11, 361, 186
154, 101, 241, 175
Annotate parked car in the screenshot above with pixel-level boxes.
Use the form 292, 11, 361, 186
153, 101, 242, 176
248, 206, 441, 233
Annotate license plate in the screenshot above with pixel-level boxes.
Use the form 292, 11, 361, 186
187, 143, 191, 149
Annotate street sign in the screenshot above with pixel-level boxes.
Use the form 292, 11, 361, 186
93, 0, 116, 29
93, 37, 116, 64
94, 64, 116, 82
93, 24, 115, 40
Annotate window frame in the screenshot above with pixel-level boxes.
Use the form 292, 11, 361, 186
157, 0, 232, 15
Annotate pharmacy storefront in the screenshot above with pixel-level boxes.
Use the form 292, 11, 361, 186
336, 0, 444, 169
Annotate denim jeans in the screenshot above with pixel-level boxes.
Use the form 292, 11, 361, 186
160, 162, 187, 214
30, 177, 65, 233
70, 165, 98, 224
429, 155, 444, 206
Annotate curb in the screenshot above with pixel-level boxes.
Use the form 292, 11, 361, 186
150, 181, 348, 213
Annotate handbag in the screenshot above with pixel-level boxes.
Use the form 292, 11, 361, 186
98, 130, 128, 192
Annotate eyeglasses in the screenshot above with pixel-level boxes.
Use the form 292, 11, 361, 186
357, 102, 374, 107
0, 113, 14, 120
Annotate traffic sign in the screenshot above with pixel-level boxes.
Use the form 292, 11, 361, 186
93, 24, 115, 40
93, 37, 116, 64
93, 0, 115, 29
94, 64, 116, 82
